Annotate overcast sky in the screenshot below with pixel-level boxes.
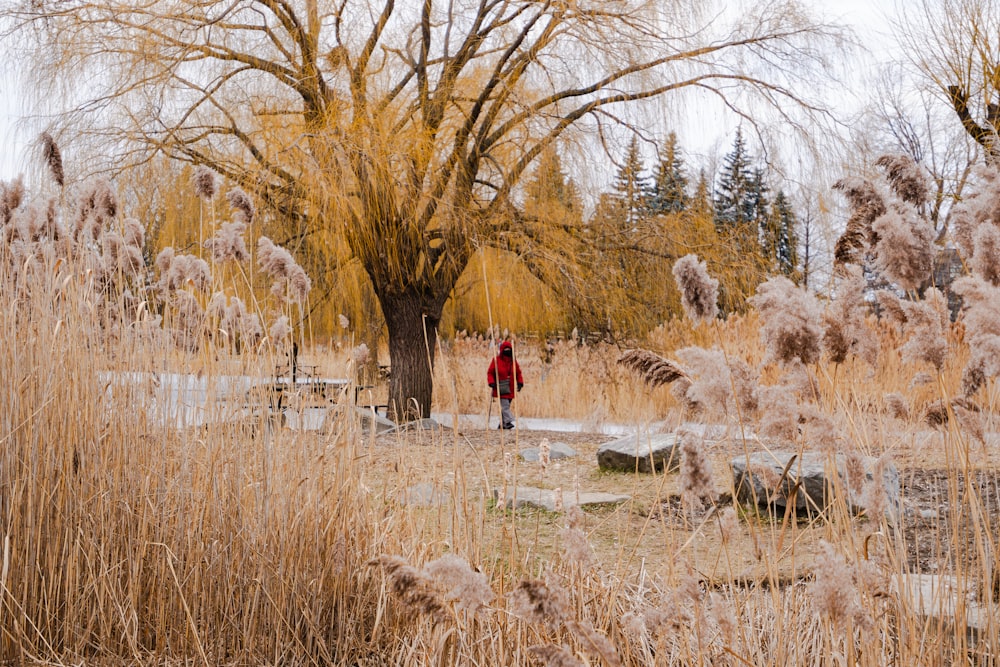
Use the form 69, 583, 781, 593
0, 0, 903, 184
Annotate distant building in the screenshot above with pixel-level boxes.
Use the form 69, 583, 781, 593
929, 247, 965, 320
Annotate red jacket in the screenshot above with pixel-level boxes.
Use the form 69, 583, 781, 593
487, 341, 523, 399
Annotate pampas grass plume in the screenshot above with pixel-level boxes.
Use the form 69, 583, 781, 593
809, 541, 865, 629
205, 221, 249, 263
618, 349, 688, 388
40, 132, 65, 187
422, 553, 494, 615
748, 276, 822, 365
559, 506, 594, 569
1, 177, 25, 224
226, 187, 255, 224
875, 154, 929, 207
377, 555, 446, 620
679, 432, 714, 508
257, 236, 312, 303
672, 254, 718, 322
527, 645, 584, 667
971, 223, 1000, 285
871, 205, 934, 291
269, 316, 292, 344
508, 577, 570, 627
193, 166, 218, 200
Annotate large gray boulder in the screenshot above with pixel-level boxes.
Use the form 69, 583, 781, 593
597, 433, 681, 473
730, 451, 900, 520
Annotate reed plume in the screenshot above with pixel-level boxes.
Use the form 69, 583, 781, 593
1, 177, 24, 224
617, 349, 688, 388
527, 645, 584, 667
748, 276, 822, 365
422, 553, 494, 615
192, 165, 218, 200
971, 222, 1000, 285
679, 431, 714, 508
508, 577, 570, 628
898, 288, 949, 371
257, 236, 311, 303
377, 555, 446, 621
269, 316, 292, 344
226, 187, 255, 224
870, 204, 934, 291
951, 276, 1000, 396
672, 254, 718, 322
832, 177, 886, 265
875, 154, 929, 207
809, 541, 867, 630
40, 132, 65, 187
822, 264, 877, 366
558, 506, 594, 570
204, 221, 249, 263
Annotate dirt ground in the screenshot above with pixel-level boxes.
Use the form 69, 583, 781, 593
338, 418, 1000, 588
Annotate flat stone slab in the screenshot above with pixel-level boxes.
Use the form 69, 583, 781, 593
398, 483, 450, 507
597, 433, 681, 473
494, 486, 630, 512
386, 417, 451, 434
520, 442, 577, 462
894, 573, 998, 645
730, 451, 900, 520
324, 405, 396, 434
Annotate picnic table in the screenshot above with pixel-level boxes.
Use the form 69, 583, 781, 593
245, 365, 389, 417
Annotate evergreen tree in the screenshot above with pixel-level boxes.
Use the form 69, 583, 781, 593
748, 167, 770, 228
713, 128, 754, 229
763, 190, 800, 277
648, 132, 688, 214
691, 169, 714, 218
525, 146, 581, 217
612, 135, 650, 230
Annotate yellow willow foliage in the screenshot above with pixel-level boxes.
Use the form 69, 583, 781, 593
441, 248, 569, 337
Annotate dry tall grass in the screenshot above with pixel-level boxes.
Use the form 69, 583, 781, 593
3, 177, 1000, 665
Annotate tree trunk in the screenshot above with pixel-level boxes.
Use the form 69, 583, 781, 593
380, 290, 443, 422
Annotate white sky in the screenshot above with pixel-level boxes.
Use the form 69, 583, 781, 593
0, 0, 903, 184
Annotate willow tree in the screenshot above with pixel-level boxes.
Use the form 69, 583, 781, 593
899, 0, 1000, 163
15, 0, 839, 420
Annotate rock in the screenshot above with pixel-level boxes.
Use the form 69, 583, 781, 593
387, 418, 451, 433
494, 486, 630, 512
399, 483, 449, 507
730, 451, 900, 520
894, 573, 996, 646
597, 433, 681, 473
324, 405, 396, 434
520, 442, 577, 462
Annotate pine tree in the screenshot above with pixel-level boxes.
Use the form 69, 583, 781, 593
612, 135, 650, 230
648, 132, 688, 214
763, 190, 800, 277
714, 128, 754, 229
691, 169, 714, 218
524, 146, 581, 217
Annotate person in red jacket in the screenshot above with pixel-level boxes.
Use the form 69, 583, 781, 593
487, 340, 524, 429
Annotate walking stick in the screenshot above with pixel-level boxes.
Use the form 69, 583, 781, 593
486, 391, 494, 430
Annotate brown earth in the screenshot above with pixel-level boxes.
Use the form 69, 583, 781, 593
349, 419, 1000, 587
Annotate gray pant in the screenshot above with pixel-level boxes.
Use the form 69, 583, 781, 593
500, 398, 515, 428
